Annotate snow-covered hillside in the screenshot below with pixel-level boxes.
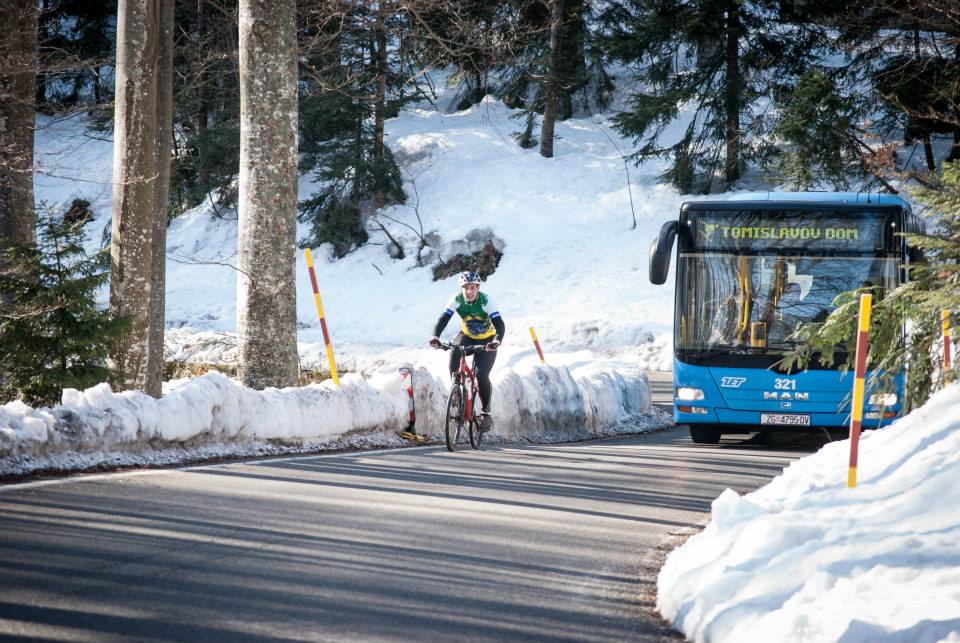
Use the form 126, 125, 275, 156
35, 90, 683, 374
5, 81, 687, 474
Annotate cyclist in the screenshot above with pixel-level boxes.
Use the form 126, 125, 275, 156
429, 271, 504, 431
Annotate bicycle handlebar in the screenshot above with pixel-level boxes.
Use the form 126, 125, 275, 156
435, 342, 497, 354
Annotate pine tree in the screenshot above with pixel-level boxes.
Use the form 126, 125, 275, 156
772, 68, 862, 190
599, 0, 823, 193
0, 209, 129, 407
168, 0, 242, 215
297, 1, 410, 258
35, 0, 115, 109
785, 162, 960, 409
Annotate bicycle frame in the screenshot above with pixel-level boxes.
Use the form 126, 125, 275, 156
453, 349, 481, 422
438, 342, 490, 451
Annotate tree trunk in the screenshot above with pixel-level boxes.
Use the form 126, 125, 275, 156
723, 0, 741, 185
34, 0, 46, 110
914, 31, 937, 173
236, 0, 299, 390
0, 0, 39, 258
146, 0, 175, 398
373, 0, 388, 205
539, 0, 563, 158
557, 0, 586, 120
110, 0, 160, 391
196, 0, 209, 132
948, 129, 960, 163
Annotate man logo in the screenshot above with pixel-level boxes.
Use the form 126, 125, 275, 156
764, 392, 810, 401
720, 377, 747, 388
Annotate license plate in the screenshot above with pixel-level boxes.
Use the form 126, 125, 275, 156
761, 413, 811, 426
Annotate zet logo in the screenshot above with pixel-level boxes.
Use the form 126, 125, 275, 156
720, 376, 747, 388
701, 222, 719, 239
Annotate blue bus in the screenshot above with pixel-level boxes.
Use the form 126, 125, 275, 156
648, 192, 924, 444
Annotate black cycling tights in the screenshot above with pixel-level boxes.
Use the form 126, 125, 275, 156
449, 339, 497, 412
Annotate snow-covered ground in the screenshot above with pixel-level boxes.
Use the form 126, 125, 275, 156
6, 81, 682, 475
658, 382, 960, 643
6, 72, 960, 643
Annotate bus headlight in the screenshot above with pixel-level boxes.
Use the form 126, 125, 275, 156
676, 387, 705, 401
869, 393, 898, 406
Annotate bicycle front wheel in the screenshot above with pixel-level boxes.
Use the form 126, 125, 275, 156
468, 387, 482, 449
445, 384, 464, 452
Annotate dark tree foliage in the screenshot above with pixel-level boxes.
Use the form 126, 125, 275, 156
599, 0, 825, 194
36, 0, 116, 110
785, 162, 960, 410
168, 0, 241, 216
796, 1, 960, 175
297, 1, 415, 257
498, 0, 610, 133
409, 0, 506, 110
0, 207, 129, 406
772, 68, 863, 190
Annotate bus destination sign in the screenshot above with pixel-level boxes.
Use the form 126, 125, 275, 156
691, 211, 886, 252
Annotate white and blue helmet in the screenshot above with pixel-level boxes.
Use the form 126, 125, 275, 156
458, 271, 482, 287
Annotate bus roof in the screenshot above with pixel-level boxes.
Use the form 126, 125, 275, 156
685, 191, 910, 209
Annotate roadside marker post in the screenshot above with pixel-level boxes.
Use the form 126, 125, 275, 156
303, 248, 340, 387
529, 326, 546, 363
943, 310, 952, 375
848, 293, 872, 488
399, 367, 416, 431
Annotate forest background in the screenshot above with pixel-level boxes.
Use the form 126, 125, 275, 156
0, 0, 958, 406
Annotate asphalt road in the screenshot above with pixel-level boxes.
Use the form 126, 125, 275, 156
0, 374, 829, 642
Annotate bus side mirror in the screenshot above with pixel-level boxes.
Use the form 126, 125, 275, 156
649, 221, 678, 285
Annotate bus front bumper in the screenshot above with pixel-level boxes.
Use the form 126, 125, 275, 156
675, 405, 896, 429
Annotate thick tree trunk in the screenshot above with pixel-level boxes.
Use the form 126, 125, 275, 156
236, 0, 299, 390
723, 0, 741, 185
0, 0, 39, 256
110, 0, 160, 391
539, 0, 563, 158
146, 0, 175, 398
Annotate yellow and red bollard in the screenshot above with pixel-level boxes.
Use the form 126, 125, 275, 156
303, 248, 340, 387
399, 367, 416, 430
943, 310, 952, 374
847, 293, 872, 488
529, 326, 546, 363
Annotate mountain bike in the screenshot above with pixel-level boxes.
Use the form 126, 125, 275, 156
436, 342, 493, 451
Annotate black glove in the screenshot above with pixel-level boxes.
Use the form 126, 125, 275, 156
486, 339, 500, 351
429, 337, 441, 349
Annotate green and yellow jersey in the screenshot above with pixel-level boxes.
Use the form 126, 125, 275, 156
435, 292, 502, 340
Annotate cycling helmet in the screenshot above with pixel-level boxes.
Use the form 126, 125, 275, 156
458, 271, 482, 287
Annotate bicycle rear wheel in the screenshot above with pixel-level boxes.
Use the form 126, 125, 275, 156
468, 387, 482, 449
445, 384, 464, 452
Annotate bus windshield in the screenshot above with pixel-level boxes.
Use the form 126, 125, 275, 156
675, 252, 898, 362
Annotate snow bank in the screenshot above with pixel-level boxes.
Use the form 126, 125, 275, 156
0, 355, 663, 477
657, 383, 960, 643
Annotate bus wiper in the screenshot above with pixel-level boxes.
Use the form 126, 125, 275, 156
688, 347, 751, 358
